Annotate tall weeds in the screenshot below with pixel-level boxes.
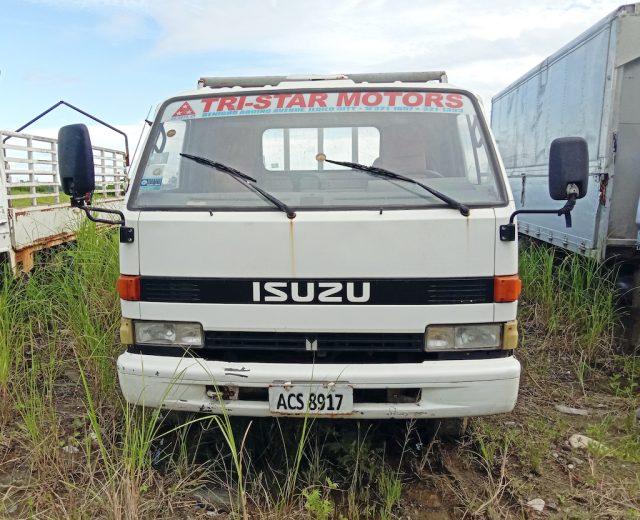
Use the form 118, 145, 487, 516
519, 240, 618, 363
0, 266, 28, 421
3, 222, 413, 518
1, 223, 175, 517
8, 225, 592, 517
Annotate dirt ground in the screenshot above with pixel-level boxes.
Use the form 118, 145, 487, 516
1, 241, 639, 519
2, 337, 637, 519
396, 340, 640, 519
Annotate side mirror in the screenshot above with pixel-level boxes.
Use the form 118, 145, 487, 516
549, 137, 588, 200
58, 124, 95, 203
501, 136, 589, 242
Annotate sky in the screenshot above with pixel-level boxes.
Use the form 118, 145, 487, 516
0, 0, 625, 151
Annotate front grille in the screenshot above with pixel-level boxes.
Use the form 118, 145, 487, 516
141, 279, 202, 303
424, 278, 493, 305
205, 331, 424, 352
140, 277, 494, 305
127, 344, 512, 363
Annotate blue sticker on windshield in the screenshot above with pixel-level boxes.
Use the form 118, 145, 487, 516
140, 177, 162, 190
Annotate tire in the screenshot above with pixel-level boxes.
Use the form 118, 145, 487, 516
427, 417, 469, 440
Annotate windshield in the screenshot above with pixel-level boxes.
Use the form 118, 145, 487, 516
131, 89, 505, 211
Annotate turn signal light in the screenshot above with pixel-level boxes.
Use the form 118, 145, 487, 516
117, 275, 140, 301
494, 275, 521, 303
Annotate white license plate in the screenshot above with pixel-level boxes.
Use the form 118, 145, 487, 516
268, 384, 353, 415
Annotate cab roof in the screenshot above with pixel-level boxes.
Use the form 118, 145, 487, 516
167, 71, 472, 100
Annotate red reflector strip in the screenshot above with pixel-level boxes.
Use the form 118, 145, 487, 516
494, 275, 522, 303
117, 275, 140, 301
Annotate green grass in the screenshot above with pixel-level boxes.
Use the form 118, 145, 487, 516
8, 185, 122, 208
461, 239, 639, 518
0, 223, 419, 518
519, 240, 618, 363
0, 268, 25, 419
1, 228, 637, 518
8, 185, 69, 207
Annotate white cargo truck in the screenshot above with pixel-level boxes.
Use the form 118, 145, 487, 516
491, 3, 640, 343
56, 72, 589, 421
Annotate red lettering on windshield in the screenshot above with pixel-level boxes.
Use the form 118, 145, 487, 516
383, 92, 402, 106
217, 97, 238, 111
362, 92, 383, 106
286, 94, 306, 108
192, 90, 465, 116
445, 94, 463, 108
308, 93, 328, 107
253, 95, 272, 109
425, 93, 444, 107
403, 93, 422, 107
200, 98, 218, 112
273, 94, 292, 108
337, 92, 361, 106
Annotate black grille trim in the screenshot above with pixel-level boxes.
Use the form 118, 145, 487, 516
127, 344, 512, 363
205, 331, 424, 352
140, 277, 494, 305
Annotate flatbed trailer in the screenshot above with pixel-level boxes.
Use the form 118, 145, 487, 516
0, 129, 127, 271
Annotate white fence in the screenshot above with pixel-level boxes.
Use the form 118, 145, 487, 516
0, 130, 127, 207
0, 129, 127, 271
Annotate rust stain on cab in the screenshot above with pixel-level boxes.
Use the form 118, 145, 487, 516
289, 219, 296, 277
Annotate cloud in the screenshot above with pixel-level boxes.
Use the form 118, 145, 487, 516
138, 0, 621, 65
97, 11, 148, 41
25, 0, 624, 100
33, 121, 147, 158
28, 0, 147, 9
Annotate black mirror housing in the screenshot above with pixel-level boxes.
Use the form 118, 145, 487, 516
549, 137, 589, 200
58, 124, 95, 200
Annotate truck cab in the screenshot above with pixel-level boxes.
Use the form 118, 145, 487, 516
63, 72, 525, 419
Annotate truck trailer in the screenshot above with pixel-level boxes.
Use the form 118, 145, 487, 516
491, 3, 640, 344
0, 129, 127, 271
55, 72, 589, 422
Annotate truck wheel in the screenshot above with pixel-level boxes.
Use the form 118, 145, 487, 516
616, 263, 640, 354
626, 265, 640, 353
436, 417, 469, 440
158, 410, 191, 427
431, 418, 469, 440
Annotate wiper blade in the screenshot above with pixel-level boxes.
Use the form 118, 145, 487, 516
180, 153, 296, 219
316, 154, 470, 216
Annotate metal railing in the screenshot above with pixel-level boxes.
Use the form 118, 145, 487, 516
0, 130, 127, 208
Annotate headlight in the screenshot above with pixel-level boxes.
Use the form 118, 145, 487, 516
134, 321, 203, 348
425, 324, 501, 351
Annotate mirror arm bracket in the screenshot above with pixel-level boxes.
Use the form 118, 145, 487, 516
499, 193, 578, 242
72, 197, 135, 244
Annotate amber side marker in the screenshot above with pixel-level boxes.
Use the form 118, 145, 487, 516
117, 275, 141, 301
494, 275, 522, 303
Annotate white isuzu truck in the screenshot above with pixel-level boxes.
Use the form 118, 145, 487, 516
56, 72, 589, 420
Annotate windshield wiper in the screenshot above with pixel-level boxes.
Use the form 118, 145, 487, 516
180, 153, 296, 219
316, 154, 469, 216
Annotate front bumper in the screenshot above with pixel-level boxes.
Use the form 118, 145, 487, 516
117, 352, 520, 419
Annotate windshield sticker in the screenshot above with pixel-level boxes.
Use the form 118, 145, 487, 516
172, 101, 196, 118
140, 177, 163, 190
148, 152, 169, 165
167, 92, 472, 120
